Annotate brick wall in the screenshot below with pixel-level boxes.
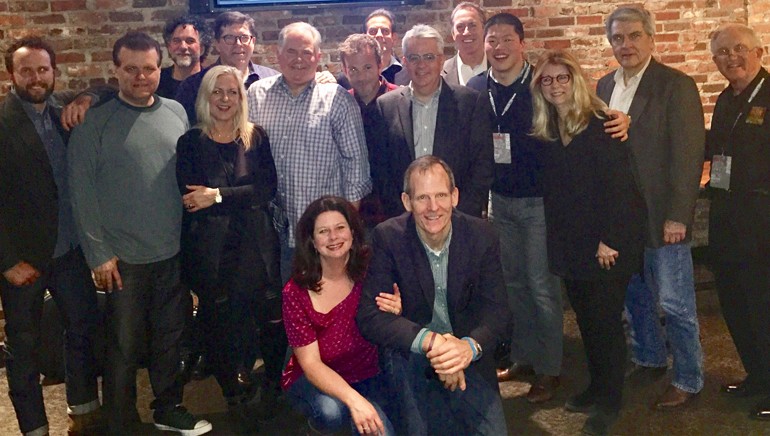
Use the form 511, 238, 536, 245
1, 0, 768, 124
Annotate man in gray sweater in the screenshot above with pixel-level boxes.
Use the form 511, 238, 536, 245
68, 32, 211, 436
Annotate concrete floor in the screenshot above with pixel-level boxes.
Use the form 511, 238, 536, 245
1, 288, 769, 435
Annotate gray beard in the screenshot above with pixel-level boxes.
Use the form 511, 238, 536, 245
174, 55, 194, 68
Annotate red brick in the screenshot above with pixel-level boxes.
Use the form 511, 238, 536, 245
544, 39, 571, 49
0, 3, 7, 12
51, 0, 85, 11
10, 1, 49, 12
31, 14, 66, 24
0, 13, 26, 25
655, 33, 678, 42
483, 0, 510, 7
536, 28, 564, 38
70, 11, 108, 26
655, 11, 680, 21
342, 15, 364, 26
577, 15, 602, 25
91, 51, 113, 62
661, 54, 686, 63
549, 16, 575, 26
666, 1, 694, 8
57, 52, 86, 63
109, 11, 144, 22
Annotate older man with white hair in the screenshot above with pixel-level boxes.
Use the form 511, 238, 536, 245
247, 21, 371, 284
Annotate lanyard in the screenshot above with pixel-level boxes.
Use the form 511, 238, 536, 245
488, 63, 531, 132
730, 77, 764, 133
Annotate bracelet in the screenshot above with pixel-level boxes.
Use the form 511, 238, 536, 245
417, 330, 430, 353
463, 336, 476, 362
427, 332, 437, 353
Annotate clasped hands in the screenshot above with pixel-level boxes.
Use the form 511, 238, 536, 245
423, 332, 474, 392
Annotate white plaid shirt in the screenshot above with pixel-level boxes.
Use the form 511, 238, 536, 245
247, 75, 371, 246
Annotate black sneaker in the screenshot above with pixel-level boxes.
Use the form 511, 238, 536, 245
565, 390, 597, 413
153, 406, 212, 436
581, 408, 618, 436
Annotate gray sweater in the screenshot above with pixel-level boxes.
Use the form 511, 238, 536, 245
68, 96, 189, 269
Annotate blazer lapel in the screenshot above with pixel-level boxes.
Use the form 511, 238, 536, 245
7, 94, 54, 171
396, 89, 415, 159
433, 82, 454, 158
406, 215, 436, 308
597, 74, 614, 104
445, 214, 467, 313
627, 59, 659, 124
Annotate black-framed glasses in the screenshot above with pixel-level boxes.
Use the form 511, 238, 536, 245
221, 34, 254, 45
406, 53, 437, 64
539, 74, 571, 86
714, 44, 754, 58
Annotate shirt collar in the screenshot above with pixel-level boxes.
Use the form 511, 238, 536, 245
408, 79, 442, 104
420, 225, 453, 257
489, 60, 531, 86
614, 55, 653, 86
277, 74, 316, 97
457, 52, 487, 70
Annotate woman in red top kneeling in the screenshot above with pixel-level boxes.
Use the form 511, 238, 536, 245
282, 196, 395, 435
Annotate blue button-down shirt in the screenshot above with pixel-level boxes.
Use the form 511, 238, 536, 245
247, 75, 371, 246
17, 90, 78, 258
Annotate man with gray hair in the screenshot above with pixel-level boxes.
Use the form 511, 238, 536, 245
596, 5, 705, 414
707, 23, 770, 420
247, 21, 371, 285
373, 24, 492, 220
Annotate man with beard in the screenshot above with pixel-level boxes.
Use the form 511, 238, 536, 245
158, 15, 212, 99
0, 36, 103, 436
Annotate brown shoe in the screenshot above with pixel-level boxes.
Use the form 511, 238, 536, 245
527, 375, 560, 403
497, 363, 535, 382
68, 408, 105, 435
654, 385, 697, 410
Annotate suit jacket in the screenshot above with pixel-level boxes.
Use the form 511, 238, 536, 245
0, 91, 72, 272
596, 58, 705, 248
357, 210, 510, 389
372, 79, 494, 218
442, 55, 461, 86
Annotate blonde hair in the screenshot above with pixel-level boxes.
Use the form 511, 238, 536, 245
530, 49, 607, 142
194, 65, 256, 150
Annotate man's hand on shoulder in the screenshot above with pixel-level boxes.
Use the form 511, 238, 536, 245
61, 94, 93, 131
3, 261, 41, 287
315, 70, 337, 84
603, 109, 630, 142
663, 220, 687, 244
427, 333, 474, 375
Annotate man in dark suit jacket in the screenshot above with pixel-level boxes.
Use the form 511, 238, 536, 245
357, 156, 509, 435
596, 6, 706, 409
372, 24, 493, 219
0, 36, 102, 435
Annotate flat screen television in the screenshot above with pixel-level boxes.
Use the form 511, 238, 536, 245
201, 0, 422, 13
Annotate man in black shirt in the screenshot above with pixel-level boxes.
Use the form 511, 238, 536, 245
157, 15, 211, 99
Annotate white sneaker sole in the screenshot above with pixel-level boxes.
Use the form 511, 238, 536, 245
154, 420, 213, 436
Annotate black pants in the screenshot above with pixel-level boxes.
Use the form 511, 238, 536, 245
564, 275, 630, 412
714, 261, 770, 386
102, 255, 186, 432
0, 248, 100, 434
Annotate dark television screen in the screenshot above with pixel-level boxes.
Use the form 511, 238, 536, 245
208, 0, 421, 12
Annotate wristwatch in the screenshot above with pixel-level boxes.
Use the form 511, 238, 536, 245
471, 338, 483, 361
214, 189, 222, 204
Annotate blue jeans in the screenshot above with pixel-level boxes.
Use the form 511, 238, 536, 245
287, 374, 394, 435
386, 351, 507, 436
102, 255, 186, 431
0, 248, 100, 435
625, 243, 704, 393
490, 194, 563, 375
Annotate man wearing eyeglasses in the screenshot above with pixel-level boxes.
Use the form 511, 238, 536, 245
175, 11, 279, 124
157, 15, 211, 99
708, 23, 770, 421
374, 24, 493, 219
596, 6, 705, 410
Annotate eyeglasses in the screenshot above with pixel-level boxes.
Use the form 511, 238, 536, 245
367, 27, 391, 37
406, 53, 437, 64
221, 34, 254, 45
539, 74, 571, 86
610, 31, 646, 46
714, 44, 755, 58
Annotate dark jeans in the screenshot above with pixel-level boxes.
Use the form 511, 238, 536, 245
287, 374, 394, 435
714, 261, 770, 387
386, 351, 507, 435
564, 275, 630, 412
0, 248, 100, 434
102, 255, 185, 432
